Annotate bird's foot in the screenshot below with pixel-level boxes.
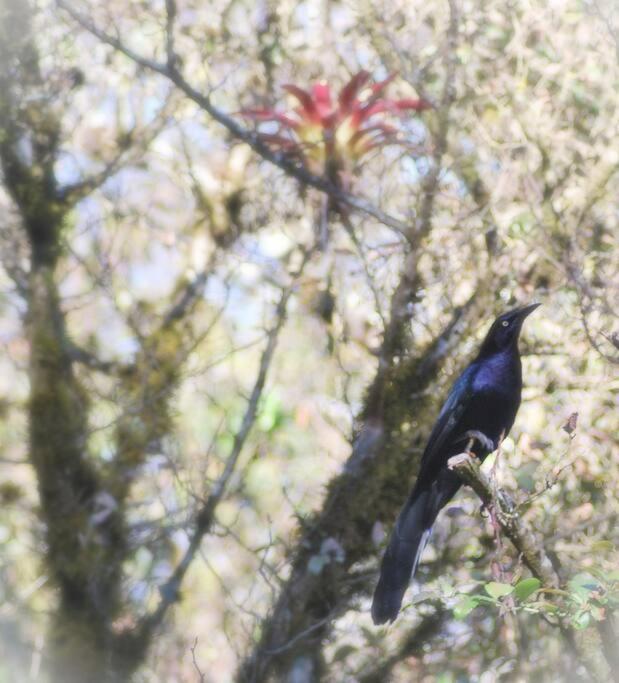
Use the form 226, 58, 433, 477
448, 452, 472, 469
460, 430, 494, 454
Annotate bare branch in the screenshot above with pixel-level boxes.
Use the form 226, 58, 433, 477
566, 257, 619, 366
161, 269, 210, 330
164, 0, 178, 69
65, 340, 129, 375
134, 248, 313, 645
190, 638, 207, 683
57, 94, 175, 206
57, 149, 127, 205
589, 0, 619, 63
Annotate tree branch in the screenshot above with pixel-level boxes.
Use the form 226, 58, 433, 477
448, 451, 614, 682
56, 0, 414, 237
357, 607, 446, 683
131, 248, 313, 654
447, 452, 558, 587
160, 268, 210, 330
64, 340, 130, 375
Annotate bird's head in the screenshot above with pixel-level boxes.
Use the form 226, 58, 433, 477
479, 303, 541, 355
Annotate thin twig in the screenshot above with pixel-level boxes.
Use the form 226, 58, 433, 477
57, 94, 174, 206
65, 340, 129, 375
190, 637, 206, 683
135, 248, 313, 642
161, 269, 210, 329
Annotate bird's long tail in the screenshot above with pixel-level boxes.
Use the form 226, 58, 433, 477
371, 478, 459, 625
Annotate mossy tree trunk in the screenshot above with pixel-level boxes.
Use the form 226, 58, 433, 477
0, 2, 136, 680
0, 3, 226, 678
28, 264, 127, 683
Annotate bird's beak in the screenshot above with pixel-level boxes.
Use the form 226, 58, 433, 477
517, 302, 541, 319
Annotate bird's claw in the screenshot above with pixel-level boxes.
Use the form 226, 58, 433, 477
460, 430, 495, 453
447, 453, 471, 470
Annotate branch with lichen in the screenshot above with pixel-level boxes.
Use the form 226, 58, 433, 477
448, 452, 559, 587
448, 451, 614, 682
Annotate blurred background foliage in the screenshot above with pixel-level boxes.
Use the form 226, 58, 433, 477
0, 0, 617, 681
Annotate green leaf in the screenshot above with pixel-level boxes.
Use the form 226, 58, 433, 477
572, 610, 591, 629
436, 674, 454, 683
258, 393, 285, 433
514, 578, 542, 602
485, 582, 514, 599
591, 540, 614, 553
453, 595, 479, 620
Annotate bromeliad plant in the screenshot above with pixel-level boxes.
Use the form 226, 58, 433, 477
242, 70, 430, 186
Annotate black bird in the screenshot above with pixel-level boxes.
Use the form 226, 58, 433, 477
371, 303, 540, 625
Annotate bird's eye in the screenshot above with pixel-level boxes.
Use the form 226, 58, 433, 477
501, 321, 509, 327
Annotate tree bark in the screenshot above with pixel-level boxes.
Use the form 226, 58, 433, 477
27, 263, 126, 683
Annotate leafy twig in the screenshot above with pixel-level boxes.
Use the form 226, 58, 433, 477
448, 451, 612, 682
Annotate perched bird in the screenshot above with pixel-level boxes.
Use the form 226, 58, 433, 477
371, 303, 540, 625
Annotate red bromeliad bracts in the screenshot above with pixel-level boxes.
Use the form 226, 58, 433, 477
242, 70, 430, 180
242, 71, 429, 246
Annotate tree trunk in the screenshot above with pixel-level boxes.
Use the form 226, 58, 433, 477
27, 261, 127, 682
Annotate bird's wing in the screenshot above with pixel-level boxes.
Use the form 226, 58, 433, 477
417, 363, 477, 473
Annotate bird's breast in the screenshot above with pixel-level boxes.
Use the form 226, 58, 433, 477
472, 351, 521, 393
